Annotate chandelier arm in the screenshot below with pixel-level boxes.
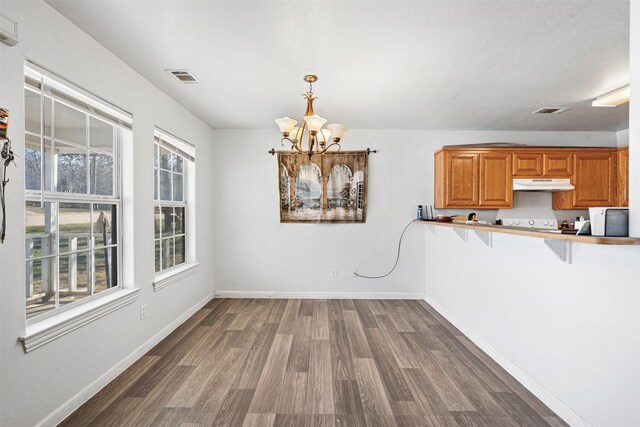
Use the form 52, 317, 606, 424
280, 137, 291, 147
317, 130, 326, 152
290, 143, 304, 154
297, 120, 308, 152
281, 136, 302, 153
281, 136, 305, 154
318, 142, 342, 154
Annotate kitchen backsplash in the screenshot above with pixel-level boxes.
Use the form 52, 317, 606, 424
431, 192, 589, 225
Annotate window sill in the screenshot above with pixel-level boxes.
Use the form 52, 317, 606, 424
19, 288, 140, 353
153, 262, 199, 292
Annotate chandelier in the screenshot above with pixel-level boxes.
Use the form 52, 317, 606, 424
275, 75, 348, 159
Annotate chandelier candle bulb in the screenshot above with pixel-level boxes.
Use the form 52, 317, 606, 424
318, 129, 332, 146
290, 126, 300, 142
327, 124, 348, 142
275, 117, 298, 136
303, 114, 327, 133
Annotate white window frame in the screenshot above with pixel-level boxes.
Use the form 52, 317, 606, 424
20, 62, 137, 352
153, 128, 197, 291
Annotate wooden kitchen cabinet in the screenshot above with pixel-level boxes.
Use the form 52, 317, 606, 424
512, 151, 573, 177
436, 146, 624, 210
479, 152, 513, 207
618, 147, 629, 207
543, 152, 573, 177
512, 152, 543, 176
552, 151, 617, 209
435, 151, 479, 207
435, 150, 512, 209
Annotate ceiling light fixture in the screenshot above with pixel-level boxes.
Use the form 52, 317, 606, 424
592, 85, 630, 107
275, 75, 347, 159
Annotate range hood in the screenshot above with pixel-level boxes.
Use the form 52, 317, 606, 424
513, 178, 574, 191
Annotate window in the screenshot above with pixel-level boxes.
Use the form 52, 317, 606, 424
24, 63, 132, 321
153, 129, 195, 275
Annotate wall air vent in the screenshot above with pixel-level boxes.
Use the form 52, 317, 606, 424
166, 69, 198, 84
531, 107, 571, 115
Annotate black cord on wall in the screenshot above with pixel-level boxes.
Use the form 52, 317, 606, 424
353, 218, 418, 279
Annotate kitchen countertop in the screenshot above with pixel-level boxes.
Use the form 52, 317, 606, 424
422, 220, 640, 246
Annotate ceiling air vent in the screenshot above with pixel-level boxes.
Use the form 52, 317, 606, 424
531, 107, 571, 115
166, 69, 198, 84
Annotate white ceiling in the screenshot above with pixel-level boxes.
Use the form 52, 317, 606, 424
46, 0, 630, 131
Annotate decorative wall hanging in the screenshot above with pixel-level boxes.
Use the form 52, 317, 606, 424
277, 151, 367, 223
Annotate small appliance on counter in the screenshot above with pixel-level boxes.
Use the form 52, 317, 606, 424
418, 205, 466, 223
420, 205, 438, 222
588, 207, 629, 237
574, 216, 587, 231
576, 220, 591, 235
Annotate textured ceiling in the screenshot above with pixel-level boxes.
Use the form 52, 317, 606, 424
46, 0, 629, 131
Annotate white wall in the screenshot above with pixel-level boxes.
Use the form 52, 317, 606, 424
630, 0, 640, 236
617, 128, 629, 147
212, 129, 615, 298
0, 2, 216, 425
424, 227, 640, 426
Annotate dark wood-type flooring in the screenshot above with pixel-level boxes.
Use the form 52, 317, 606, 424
62, 299, 567, 427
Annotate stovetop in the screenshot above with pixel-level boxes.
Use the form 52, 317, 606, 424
500, 218, 558, 230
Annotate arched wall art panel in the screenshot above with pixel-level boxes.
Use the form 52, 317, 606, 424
276, 151, 368, 223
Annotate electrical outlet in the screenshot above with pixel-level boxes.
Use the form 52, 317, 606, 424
140, 304, 147, 319
330, 268, 337, 279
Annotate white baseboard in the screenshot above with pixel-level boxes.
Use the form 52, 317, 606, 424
215, 290, 424, 299
423, 294, 590, 427
36, 292, 215, 427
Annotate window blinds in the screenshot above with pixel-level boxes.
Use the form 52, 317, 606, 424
24, 61, 133, 130
154, 128, 195, 162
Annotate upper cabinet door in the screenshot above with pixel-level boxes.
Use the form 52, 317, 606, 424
572, 152, 617, 207
543, 152, 573, 177
618, 147, 629, 207
512, 152, 543, 177
445, 152, 479, 207
479, 153, 513, 208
